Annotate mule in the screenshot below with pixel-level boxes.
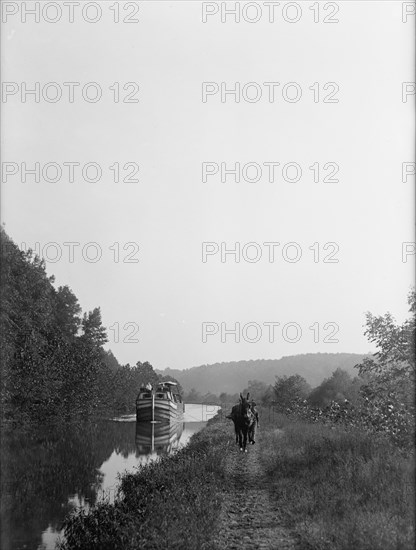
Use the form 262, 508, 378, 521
227, 393, 255, 452
248, 400, 259, 445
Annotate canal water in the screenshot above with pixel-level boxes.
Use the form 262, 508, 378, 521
1, 403, 220, 550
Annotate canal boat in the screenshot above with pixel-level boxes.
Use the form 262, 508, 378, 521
136, 381, 184, 423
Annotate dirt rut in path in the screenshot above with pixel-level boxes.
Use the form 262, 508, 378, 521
213, 429, 298, 550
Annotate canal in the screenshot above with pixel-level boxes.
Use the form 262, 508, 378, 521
1, 403, 220, 550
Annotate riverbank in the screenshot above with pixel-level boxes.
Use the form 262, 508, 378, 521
59, 416, 231, 550
59, 410, 414, 550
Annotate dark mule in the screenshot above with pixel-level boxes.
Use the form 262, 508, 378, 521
227, 393, 255, 452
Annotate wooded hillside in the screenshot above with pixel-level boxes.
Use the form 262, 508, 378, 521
158, 353, 368, 394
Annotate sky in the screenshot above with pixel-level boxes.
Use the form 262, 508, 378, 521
1, 0, 414, 370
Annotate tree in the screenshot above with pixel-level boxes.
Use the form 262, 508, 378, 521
1, 229, 61, 419
185, 388, 202, 403
308, 368, 362, 408
273, 374, 311, 411
218, 391, 240, 404
261, 385, 274, 406
133, 361, 159, 388
54, 286, 81, 340
202, 392, 219, 404
219, 392, 228, 403
354, 289, 415, 441
81, 308, 107, 347
356, 290, 415, 406
102, 349, 121, 372
242, 379, 271, 405
0, 228, 119, 420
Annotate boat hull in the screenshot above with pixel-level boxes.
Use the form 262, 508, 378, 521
136, 398, 184, 423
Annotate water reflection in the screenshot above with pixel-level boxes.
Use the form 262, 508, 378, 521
0, 404, 219, 550
135, 421, 184, 456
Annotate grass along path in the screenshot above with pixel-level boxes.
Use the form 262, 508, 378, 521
259, 413, 415, 550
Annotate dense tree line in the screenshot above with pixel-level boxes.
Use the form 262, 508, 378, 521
0, 229, 170, 422
184, 371, 364, 410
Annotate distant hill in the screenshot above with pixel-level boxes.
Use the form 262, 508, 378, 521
157, 353, 368, 394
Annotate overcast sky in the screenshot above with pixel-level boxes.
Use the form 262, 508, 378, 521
1, 1, 414, 370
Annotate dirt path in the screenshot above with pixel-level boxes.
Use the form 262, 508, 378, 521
212, 428, 299, 550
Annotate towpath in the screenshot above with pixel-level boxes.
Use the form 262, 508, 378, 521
212, 428, 299, 550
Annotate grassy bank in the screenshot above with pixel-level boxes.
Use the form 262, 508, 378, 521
59, 416, 230, 550
59, 409, 414, 550
259, 410, 415, 550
